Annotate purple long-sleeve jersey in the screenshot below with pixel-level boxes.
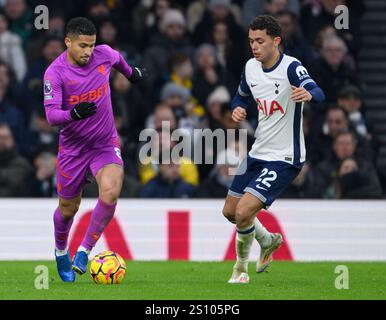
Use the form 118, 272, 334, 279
43, 44, 132, 156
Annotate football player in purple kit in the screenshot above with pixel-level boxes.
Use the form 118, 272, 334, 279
43, 17, 147, 282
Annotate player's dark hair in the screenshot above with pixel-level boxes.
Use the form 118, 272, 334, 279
250, 15, 282, 39
66, 17, 96, 38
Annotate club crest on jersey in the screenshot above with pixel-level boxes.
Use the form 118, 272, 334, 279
275, 82, 280, 94
256, 98, 284, 115
44, 80, 52, 94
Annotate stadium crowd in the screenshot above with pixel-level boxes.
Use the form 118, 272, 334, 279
0, 0, 383, 199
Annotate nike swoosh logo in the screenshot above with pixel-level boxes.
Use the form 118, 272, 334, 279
251, 83, 258, 87
256, 185, 267, 191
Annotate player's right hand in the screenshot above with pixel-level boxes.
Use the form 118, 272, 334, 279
70, 102, 97, 121
232, 107, 247, 123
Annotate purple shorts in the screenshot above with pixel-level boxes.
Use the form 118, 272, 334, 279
56, 142, 124, 199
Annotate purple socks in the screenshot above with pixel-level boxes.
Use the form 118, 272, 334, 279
80, 199, 116, 251
53, 207, 74, 251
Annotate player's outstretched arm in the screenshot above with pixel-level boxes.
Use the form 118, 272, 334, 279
107, 45, 148, 83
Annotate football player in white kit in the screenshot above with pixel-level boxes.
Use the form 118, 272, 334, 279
223, 15, 325, 283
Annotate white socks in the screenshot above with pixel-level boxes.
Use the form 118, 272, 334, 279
235, 225, 255, 273
77, 245, 90, 255
254, 218, 272, 248
55, 247, 68, 256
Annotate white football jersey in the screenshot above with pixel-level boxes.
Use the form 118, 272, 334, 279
238, 53, 317, 165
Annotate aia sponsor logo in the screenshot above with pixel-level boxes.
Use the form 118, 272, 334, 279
257, 98, 284, 115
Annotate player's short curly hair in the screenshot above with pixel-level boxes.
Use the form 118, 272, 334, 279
66, 17, 96, 37
249, 15, 282, 39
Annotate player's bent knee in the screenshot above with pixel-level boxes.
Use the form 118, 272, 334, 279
99, 187, 120, 205
235, 205, 254, 228
222, 206, 236, 224
59, 201, 80, 219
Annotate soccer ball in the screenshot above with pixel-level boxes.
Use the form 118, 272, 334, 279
89, 251, 126, 284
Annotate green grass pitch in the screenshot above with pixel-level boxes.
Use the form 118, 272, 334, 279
0, 261, 385, 300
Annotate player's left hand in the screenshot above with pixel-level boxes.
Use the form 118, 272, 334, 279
128, 66, 148, 83
290, 85, 312, 102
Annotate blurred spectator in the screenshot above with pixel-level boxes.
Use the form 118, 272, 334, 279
26, 11, 66, 64
206, 85, 231, 130
300, 0, 362, 59
0, 122, 32, 197
192, 0, 245, 48
308, 106, 373, 164
279, 162, 320, 198
29, 147, 57, 197
192, 43, 236, 108
276, 10, 315, 69
309, 35, 361, 105
0, 61, 27, 155
111, 71, 148, 144
314, 131, 380, 198
160, 82, 202, 133
143, 8, 193, 102
241, 0, 300, 31
209, 21, 245, 79
139, 104, 199, 187
4, 0, 33, 47
337, 85, 368, 139
97, 17, 141, 66
22, 36, 64, 122
144, 0, 172, 48
167, 52, 194, 90
195, 101, 254, 180
139, 148, 196, 198
28, 106, 58, 158
326, 157, 382, 199
195, 148, 239, 198
0, 10, 26, 82
86, 0, 110, 24
313, 24, 356, 70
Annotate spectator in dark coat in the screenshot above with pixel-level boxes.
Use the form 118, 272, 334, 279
195, 148, 239, 198
139, 152, 196, 198
22, 36, 64, 122
143, 8, 193, 105
192, 43, 236, 108
309, 35, 361, 105
0, 61, 28, 156
0, 122, 32, 197
327, 157, 382, 199
29, 147, 57, 197
209, 21, 247, 80
192, 0, 245, 48
314, 131, 380, 198
276, 10, 315, 70
300, 0, 362, 59
4, 0, 34, 48
308, 106, 373, 165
